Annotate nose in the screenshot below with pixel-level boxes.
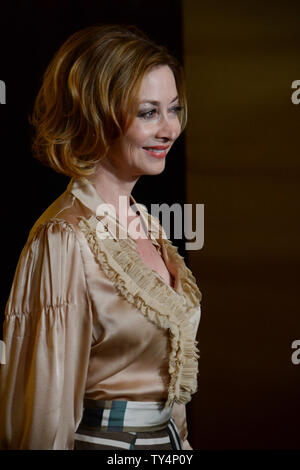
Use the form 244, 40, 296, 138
155, 115, 180, 142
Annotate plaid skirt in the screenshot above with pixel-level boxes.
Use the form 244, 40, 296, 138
74, 399, 183, 450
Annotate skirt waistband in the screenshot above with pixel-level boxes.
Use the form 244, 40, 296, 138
80, 399, 173, 433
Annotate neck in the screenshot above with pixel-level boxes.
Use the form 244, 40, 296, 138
87, 159, 140, 219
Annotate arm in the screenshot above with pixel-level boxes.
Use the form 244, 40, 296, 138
0, 220, 93, 449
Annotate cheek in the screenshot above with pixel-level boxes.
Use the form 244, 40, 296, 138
125, 123, 151, 147
175, 120, 182, 138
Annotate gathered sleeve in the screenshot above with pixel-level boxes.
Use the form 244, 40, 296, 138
0, 220, 93, 449
171, 403, 193, 450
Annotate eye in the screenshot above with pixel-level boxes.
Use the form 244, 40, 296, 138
138, 108, 157, 119
169, 105, 184, 115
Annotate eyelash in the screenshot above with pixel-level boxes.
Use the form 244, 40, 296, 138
138, 106, 183, 120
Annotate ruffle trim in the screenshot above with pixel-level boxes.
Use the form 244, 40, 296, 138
78, 215, 201, 407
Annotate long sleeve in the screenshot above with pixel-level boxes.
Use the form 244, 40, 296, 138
171, 403, 193, 450
0, 219, 93, 450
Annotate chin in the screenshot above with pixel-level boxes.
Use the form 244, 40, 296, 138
143, 159, 166, 176
142, 166, 165, 176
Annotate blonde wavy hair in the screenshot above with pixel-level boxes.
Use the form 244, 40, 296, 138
31, 24, 187, 178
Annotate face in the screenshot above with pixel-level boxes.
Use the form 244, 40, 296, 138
105, 65, 182, 179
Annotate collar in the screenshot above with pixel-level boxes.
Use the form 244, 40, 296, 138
67, 177, 163, 249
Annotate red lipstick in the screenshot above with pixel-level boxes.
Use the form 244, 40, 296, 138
143, 145, 169, 159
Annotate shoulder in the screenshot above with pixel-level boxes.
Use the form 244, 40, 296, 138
25, 219, 83, 263
30, 217, 76, 238
27, 191, 90, 245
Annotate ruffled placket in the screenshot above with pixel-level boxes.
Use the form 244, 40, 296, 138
78, 213, 201, 407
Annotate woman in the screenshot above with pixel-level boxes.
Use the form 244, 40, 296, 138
0, 24, 201, 450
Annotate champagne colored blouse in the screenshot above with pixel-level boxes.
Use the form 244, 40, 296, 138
0, 177, 201, 449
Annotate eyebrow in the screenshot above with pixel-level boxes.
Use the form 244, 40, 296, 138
139, 95, 179, 106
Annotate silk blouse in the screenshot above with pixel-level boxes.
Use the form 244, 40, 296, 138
0, 177, 202, 450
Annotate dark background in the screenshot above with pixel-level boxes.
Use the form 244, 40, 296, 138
184, 0, 300, 451
0, 0, 300, 451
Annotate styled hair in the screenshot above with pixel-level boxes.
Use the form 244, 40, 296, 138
30, 24, 187, 178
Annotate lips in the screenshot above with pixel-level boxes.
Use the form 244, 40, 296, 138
142, 145, 170, 159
